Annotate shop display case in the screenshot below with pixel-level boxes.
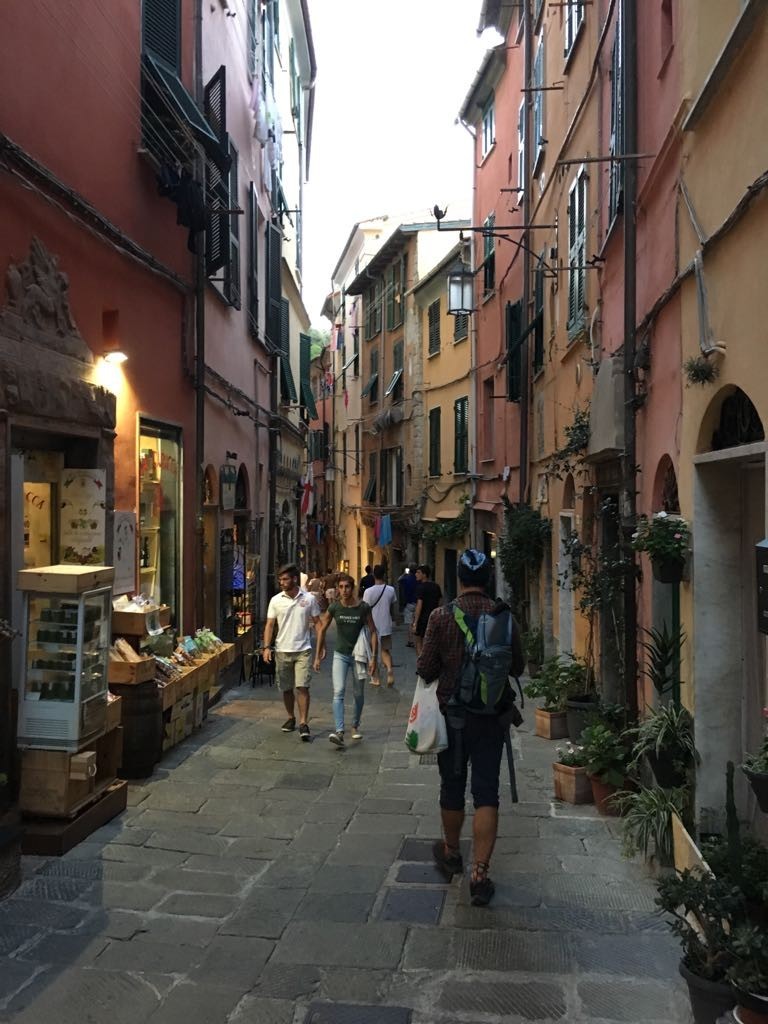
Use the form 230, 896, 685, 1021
17, 565, 113, 751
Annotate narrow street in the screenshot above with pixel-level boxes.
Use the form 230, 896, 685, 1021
1, 631, 691, 1024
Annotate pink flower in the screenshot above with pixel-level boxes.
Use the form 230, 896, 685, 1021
674, 533, 682, 540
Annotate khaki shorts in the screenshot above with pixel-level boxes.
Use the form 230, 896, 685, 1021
275, 650, 312, 691
379, 634, 392, 652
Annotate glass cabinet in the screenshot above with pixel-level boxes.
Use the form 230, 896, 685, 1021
17, 566, 113, 751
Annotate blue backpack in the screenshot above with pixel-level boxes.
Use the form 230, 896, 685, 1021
450, 600, 521, 715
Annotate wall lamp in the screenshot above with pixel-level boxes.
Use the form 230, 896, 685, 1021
447, 258, 476, 316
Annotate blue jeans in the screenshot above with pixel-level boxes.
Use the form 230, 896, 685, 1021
332, 652, 365, 733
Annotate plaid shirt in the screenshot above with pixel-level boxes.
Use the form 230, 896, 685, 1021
416, 592, 524, 706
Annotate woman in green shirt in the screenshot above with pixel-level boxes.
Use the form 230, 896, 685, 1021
314, 574, 378, 748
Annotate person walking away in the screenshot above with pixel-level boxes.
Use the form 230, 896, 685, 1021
416, 549, 524, 906
365, 564, 398, 687
411, 564, 442, 656
398, 565, 418, 646
359, 564, 375, 598
263, 563, 321, 741
314, 573, 378, 748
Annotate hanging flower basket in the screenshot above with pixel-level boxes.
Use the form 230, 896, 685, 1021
652, 556, 685, 585
633, 512, 689, 584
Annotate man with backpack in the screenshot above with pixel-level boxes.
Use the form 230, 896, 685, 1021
416, 549, 524, 906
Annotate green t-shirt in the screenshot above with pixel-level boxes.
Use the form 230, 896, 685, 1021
328, 600, 370, 656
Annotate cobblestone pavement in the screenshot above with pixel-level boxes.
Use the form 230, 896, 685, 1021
0, 631, 692, 1023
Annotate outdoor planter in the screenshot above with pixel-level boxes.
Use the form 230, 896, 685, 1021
587, 774, 621, 816
651, 556, 684, 584
678, 962, 735, 1024
648, 751, 687, 790
535, 707, 569, 740
553, 762, 593, 804
566, 694, 599, 741
742, 766, 768, 813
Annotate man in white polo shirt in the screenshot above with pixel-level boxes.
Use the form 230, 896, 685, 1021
263, 563, 321, 741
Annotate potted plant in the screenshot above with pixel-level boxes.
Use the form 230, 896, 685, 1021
614, 784, 685, 868
728, 925, 768, 1023
742, 737, 768, 813
523, 625, 544, 678
581, 722, 632, 815
552, 741, 593, 804
631, 704, 698, 790
524, 657, 571, 740
642, 623, 685, 701
632, 510, 690, 584
557, 654, 598, 741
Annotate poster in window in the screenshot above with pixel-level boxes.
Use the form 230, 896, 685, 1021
59, 469, 106, 565
113, 511, 136, 595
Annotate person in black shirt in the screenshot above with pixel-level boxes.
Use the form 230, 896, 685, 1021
411, 564, 442, 656
359, 564, 375, 598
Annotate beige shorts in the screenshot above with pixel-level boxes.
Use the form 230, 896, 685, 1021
275, 650, 312, 691
379, 634, 392, 652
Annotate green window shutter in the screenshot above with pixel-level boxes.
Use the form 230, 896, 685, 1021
299, 333, 318, 419
454, 397, 468, 473
247, 184, 258, 337
386, 265, 395, 330
265, 220, 282, 349
279, 298, 297, 403
609, 18, 623, 220
143, 0, 180, 71
429, 407, 441, 476
225, 142, 240, 308
533, 260, 545, 372
454, 312, 468, 342
506, 300, 523, 402
428, 299, 441, 355
204, 66, 229, 278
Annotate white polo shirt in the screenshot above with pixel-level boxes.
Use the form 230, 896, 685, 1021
266, 589, 321, 653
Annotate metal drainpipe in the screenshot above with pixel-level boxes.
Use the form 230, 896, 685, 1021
622, 0, 639, 722
520, 0, 532, 508
194, 0, 206, 631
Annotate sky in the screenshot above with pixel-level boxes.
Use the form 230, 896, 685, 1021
302, 0, 492, 328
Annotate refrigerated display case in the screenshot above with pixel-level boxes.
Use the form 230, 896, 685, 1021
17, 565, 113, 751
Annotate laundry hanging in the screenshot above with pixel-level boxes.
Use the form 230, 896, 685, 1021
379, 514, 393, 547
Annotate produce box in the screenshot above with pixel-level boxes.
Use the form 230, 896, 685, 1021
193, 690, 204, 729
19, 727, 122, 817
111, 606, 170, 636
219, 643, 237, 668
158, 678, 179, 710
106, 694, 122, 732
17, 564, 114, 594
179, 694, 194, 739
107, 657, 155, 685
173, 717, 186, 745
178, 667, 196, 698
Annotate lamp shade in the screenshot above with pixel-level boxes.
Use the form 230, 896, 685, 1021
447, 260, 475, 316
324, 465, 336, 483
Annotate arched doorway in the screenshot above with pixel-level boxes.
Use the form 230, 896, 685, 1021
693, 386, 766, 833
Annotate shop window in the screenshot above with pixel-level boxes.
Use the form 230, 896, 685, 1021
139, 420, 181, 623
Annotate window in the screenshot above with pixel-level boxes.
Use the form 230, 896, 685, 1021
428, 408, 441, 476
354, 424, 361, 475
352, 327, 360, 375
380, 447, 403, 506
299, 333, 318, 420
534, 0, 545, 26
139, 419, 181, 624
533, 257, 545, 373
224, 142, 240, 308
247, 184, 259, 337
386, 256, 406, 330
609, 13, 623, 221
568, 169, 588, 333
265, 219, 282, 349
454, 312, 469, 343
385, 340, 404, 399
289, 38, 302, 135
143, 0, 180, 70
365, 281, 382, 339
532, 40, 545, 170
565, 1, 585, 58
204, 66, 229, 280
506, 300, 523, 402
247, 0, 258, 80
361, 348, 379, 402
481, 96, 495, 158
483, 378, 494, 460
517, 100, 525, 196
363, 451, 377, 503
483, 215, 495, 295
454, 397, 469, 474
308, 430, 326, 461
342, 432, 348, 477
428, 299, 441, 355
279, 297, 297, 403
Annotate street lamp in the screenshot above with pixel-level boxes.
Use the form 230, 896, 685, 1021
447, 258, 476, 316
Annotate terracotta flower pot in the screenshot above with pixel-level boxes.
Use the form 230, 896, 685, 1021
534, 707, 569, 740
553, 762, 593, 804
587, 773, 621, 816
734, 989, 768, 1023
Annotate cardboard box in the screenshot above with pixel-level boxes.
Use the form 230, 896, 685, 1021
17, 564, 114, 594
106, 693, 122, 732
108, 657, 155, 685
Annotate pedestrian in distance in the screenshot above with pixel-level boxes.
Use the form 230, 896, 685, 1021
411, 564, 442, 656
358, 564, 375, 598
314, 573, 378, 749
263, 563, 321, 741
416, 549, 524, 907
365, 564, 399, 687
398, 564, 418, 646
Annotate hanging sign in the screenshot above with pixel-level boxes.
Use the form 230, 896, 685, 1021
113, 511, 137, 595
59, 469, 106, 565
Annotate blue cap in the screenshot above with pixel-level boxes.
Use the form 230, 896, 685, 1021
458, 549, 491, 585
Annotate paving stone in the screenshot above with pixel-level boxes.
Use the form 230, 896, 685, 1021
489, 874, 544, 908
145, 831, 230, 856
154, 892, 240, 918
304, 802, 355, 823
143, 785, 208, 813
538, 816, 610, 838
221, 835, 291, 858
215, 816, 295, 838
303, 1003, 412, 1024
317, 968, 389, 1003
347, 813, 415, 835
491, 852, 563, 875
396, 837, 471, 862
447, 903, 647, 934
221, 888, 305, 938
130, 916, 219, 948
542, 874, 657, 912
0, 925, 38, 957
327, 832, 404, 866
295, 891, 374, 922
229, 996, 295, 1024
95, 938, 205, 974
9, 967, 164, 1024
0, 898, 88, 931
251, 963, 322, 999
35, 857, 149, 883
577, 979, 682, 1021
289, 823, 344, 853
150, 868, 245, 894
493, 835, 586, 857
201, 746, 253, 768
256, 853, 328, 889
73, 909, 147, 940
395, 862, 452, 885
559, 853, 647, 880
14, 875, 94, 903
275, 771, 333, 790
273, 922, 408, 968
182, 854, 270, 876
95, 844, 189, 868
130, 810, 231, 834
309, 865, 388, 893
379, 888, 444, 924
90, 825, 154, 846
494, 815, 542, 837
0, 958, 43, 1002
457, 929, 574, 973
359, 799, 414, 815
146, 981, 245, 1024
573, 933, 682, 980
87, 881, 167, 912
17, 933, 109, 966
190, 935, 274, 986
402, 928, 455, 969
437, 979, 567, 1019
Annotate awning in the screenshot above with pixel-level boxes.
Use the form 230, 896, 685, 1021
473, 500, 500, 513
143, 53, 230, 173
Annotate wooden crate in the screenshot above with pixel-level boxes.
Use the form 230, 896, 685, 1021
20, 726, 123, 818
220, 643, 237, 668
158, 678, 179, 710
108, 657, 155, 684
17, 564, 114, 594
21, 780, 128, 856
106, 693, 122, 732
111, 605, 170, 636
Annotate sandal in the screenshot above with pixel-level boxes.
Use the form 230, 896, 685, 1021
369, 678, 381, 687
386, 672, 395, 687
469, 861, 495, 907
432, 839, 463, 880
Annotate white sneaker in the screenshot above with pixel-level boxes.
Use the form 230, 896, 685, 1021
329, 730, 345, 748
352, 725, 362, 739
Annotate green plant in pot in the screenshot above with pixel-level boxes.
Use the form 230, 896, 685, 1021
580, 722, 632, 815
614, 784, 685, 867
525, 656, 574, 740
742, 737, 768, 814
522, 626, 544, 678
727, 925, 768, 1022
552, 741, 593, 804
632, 511, 690, 584
642, 623, 685, 701
631, 704, 698, 790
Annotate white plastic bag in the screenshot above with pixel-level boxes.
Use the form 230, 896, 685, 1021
405, 676, 448, 754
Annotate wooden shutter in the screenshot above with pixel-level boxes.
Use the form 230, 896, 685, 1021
299, 333, 318, 419
533, 259, 545, 372
247, 0, 258, 79
428, 300, 440, 355
506, 300, 523, 402
143, 0, 180, 71
279, 298, 297, 403
533, 41, 544, 166
386, 265, 395, 330
265, 220, 282, 348
609, 16, 623, 219
204, 67, 229, 277
226, 144, 240, 308
454, 397, 468, 473
429, 407, 441, 476
247, 184, 258, 336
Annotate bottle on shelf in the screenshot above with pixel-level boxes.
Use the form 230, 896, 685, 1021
141, 536, 150, 569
